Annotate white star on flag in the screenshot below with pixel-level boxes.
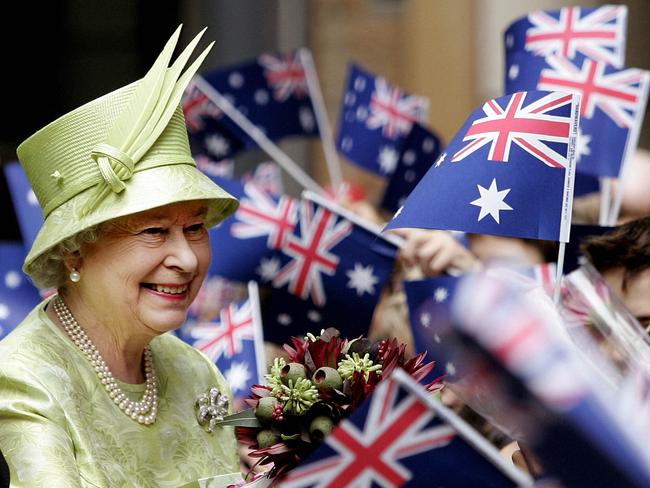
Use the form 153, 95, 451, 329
393, 206, 403, 219
346, 263, 380, 296
307, 310, 322, 323
224, 361, 252, 393
377, 146, 399, 174
434, 152, 446, 168
256, 257, 281, 282
434, 287, 448, 303
0, 303, 9, 320
508, 64, 519, 80
5, 271, 21, 289
277, 313, 292, 326
420, 312, 431, 328
299, 106, 315, 132
470, 178, 513, 224
205, 134, 231, 158
576, 127, 592, 163
446, 362, 456, 376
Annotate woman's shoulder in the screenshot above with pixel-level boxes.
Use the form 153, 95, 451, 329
0, 300, 67, 367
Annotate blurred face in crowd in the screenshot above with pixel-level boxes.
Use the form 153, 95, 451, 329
601, 267, 650, 329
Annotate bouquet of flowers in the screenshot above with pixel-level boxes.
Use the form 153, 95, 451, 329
227, 328, 442, 481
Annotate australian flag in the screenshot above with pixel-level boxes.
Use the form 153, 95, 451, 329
206, 175, 298, 283
0, 242, 42, 339
183, 51, 319, 161
506, 51, 650, 178
404, 275, 460, 380
380, 123, 443, 213
385, 90, 581, 242
261, 192, 398, 345
3, 161, 44, 252
279, 369, 528, 488
336, 63, 429, 176
180, 282, 266, 402
504, 5, 628, 68
451, 271, 650, 487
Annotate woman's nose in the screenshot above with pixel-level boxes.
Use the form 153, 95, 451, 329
163, 230, 199, 272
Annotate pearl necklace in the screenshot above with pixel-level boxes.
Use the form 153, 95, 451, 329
53, 295, 158, 425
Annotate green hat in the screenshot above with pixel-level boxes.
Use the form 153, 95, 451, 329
17, 26, 239, 277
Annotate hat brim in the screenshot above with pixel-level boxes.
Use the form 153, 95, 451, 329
23, 164, 238, 276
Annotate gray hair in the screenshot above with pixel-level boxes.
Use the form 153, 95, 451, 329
29, 224, 104, 289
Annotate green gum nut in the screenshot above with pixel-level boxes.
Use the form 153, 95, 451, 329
312, 367, 343, 390
256, 429, 278, 449
281, 362, 307, 385
255, 396, 279, 423
309, 415, 334, 441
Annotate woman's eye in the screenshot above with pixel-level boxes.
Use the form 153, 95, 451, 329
142, 227, 165, 235
185, 223, 205, 233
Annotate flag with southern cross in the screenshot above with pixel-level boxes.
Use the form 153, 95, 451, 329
336, 63, 429, 176
205, 175, 299, 283
504, 5, 628, 68
278, 368, 530, 488
506, 51, 650, 178
385, 90, 581, 242
404, 275, 460, 380
450, 271, 650, 487
380, 123, 443, 214
3, 161, 44, 253
261, 191, 398, 345
0, 242, 42, 340
180, 282, 266, 402
183, 51, 319, 161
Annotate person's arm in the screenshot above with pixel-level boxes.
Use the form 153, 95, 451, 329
0, 368, 82, 487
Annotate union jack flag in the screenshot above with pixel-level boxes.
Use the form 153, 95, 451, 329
185, 51, 318, 161
262, 191, 398, 346
273, 199, 353, 306
189, 298, 255, 361
505, 5, 628, 68
451, 91, 575, 168
280, 369, 526, 487
336, 63, 430, 176
366, 78, 429, 140
231, 182, 298, 250
182, 81, 223, 132
181, 282, 267, 403
538, 55, 647, 128
506, 51, 650, 178
259, 52, 309, 102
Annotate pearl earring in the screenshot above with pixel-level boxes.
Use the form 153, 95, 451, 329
69, 269, 81, 283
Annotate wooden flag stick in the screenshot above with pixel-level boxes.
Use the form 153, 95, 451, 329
553, 242, 566, 305
298, 48, 344, 193
192, 75, 325, 195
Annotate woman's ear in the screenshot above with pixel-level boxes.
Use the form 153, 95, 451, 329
63, 251, 83, 273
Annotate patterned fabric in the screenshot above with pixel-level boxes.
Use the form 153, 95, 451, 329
0, 299, 240, 487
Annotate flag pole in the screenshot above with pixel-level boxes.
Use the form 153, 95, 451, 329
298, 48, 344, 192
192, 75, 325, 195
598, 177, 612, 226
247, 281, 268, 381
608, 72, 650, 225
553, 242, 566, 305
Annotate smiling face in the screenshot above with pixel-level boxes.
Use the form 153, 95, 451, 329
70, 200, 211, 339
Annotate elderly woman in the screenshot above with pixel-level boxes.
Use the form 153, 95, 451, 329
0, 27, 244, 487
